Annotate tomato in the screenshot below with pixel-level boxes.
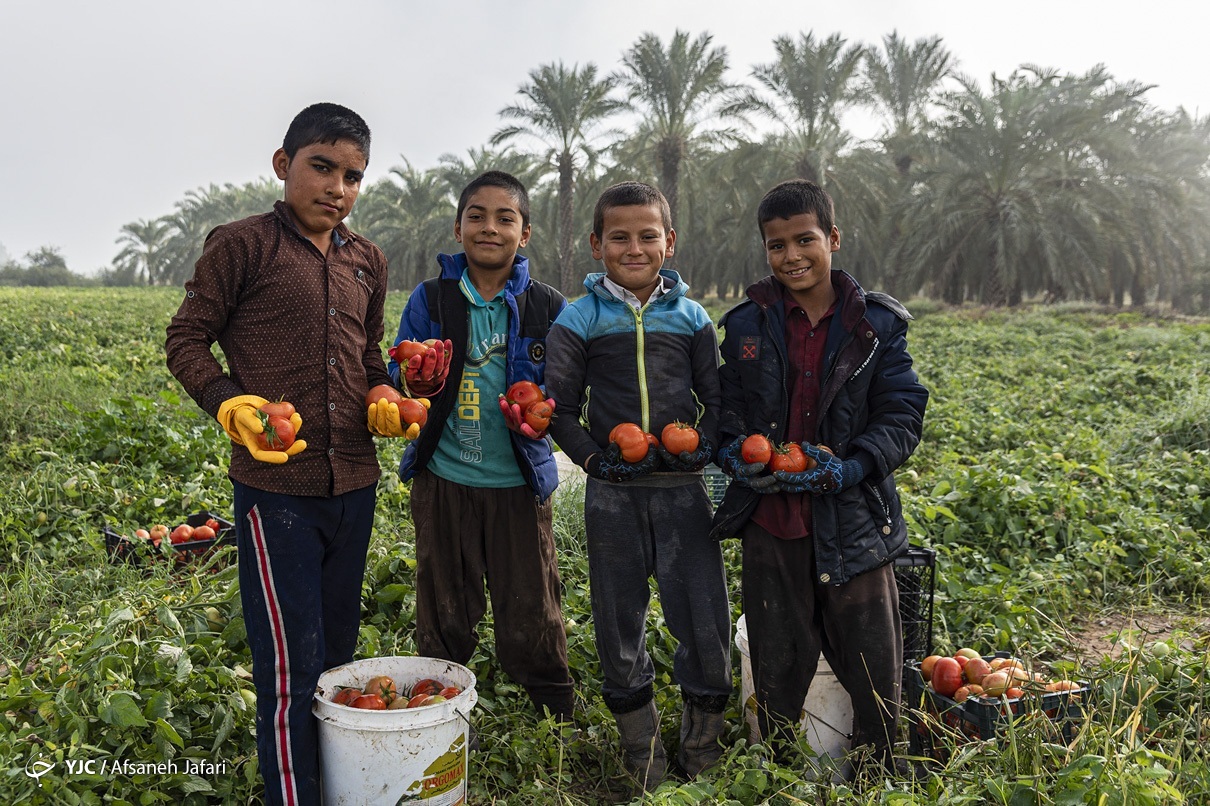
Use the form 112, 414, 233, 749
741, 434, 772, 465
389, 339, 430, 363
660, 422, 700, 454
409, 678, 442, 699
169, 524, 194, 544
260, 400, 296, 419
398, 398, 429, 428
505, 380, 544, 411
768, 443, 808, 474
919, 654, 942, 683
964, 657, 992, 685
524, 400, 553, 432
332, 687, 362, 706
191, 525, 217, 542
954, 647, 981, 660
609, 422, 649, 463
134, 528, 151, 541
1045, 680, 1082, 693
255, 414, 296, 451
365, 384, 404, 407
149, 524, 170, 541
438, 686, 461, 700
350, 694, 387, 710
405, 693, 432, 709
980, 670, 1011, 697
930, 656, 964, 697
418, 694, 446, 707
362, 675, 398, 703
205, 518, 221, 532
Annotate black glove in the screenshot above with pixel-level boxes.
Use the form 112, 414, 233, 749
716, 437, 780, 493
586, 443, 660, 483
658, 429, 714, 472
772, 443, 866, 494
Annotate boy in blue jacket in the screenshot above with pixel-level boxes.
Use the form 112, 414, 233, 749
711, 179, 928, 775
546, 181, 732, 792
389, 170, 575, 725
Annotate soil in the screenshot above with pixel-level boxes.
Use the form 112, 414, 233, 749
1066, 607, 1209, 665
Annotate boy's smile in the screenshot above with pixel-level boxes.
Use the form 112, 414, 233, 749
590, 204, 676, 305
763, 212, 840, 308
273, 140, 366, 251
455, 186, 531, 274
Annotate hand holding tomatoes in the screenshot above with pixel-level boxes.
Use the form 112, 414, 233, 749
770, 442, 864, 495
657, 422, 713, 472
390, 339, 453, 396
499, 380, 556, 439
716, 436, 779, 492
585, 424, 660, 482
366, 384, 430, 439
216, 395, 307, 464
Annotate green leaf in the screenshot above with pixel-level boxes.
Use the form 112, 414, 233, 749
100, 692, 148, 728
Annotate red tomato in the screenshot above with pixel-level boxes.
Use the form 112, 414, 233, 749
332, 687, 362, 706
149, 524, 170, 541
741, 434, 772, 465
169, 524, 194, 544
406, 693, 432, 709
409, 678, 442, 699
255, 414, 296, 451
350, 694, 387, 710
660, 422, 700, 454
768, 443, 808, 474
438, 686, 461, 700
362, 675, 398, 703
389, 340, 429, 363
134, 528, 151, 541
398, 398, 429, 428
505, 380, 544, 411
930, 657, 965, 697
205, 518, 221, 532
259, 400, 296, 419
609, 423, 650, 463
191, 525, 217, 542
524, 401, 553, 432
365, 384, 404, 407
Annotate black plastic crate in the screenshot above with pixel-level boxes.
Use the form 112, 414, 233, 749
904, 658, 1090, 761
704, 465, 729, 506
893, 546, 936, 662
103, 511, 235, 565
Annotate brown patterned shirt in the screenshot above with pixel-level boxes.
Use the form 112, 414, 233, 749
166, 201, 392, 496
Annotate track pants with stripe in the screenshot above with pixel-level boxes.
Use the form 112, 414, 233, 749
234, 480, 376, 806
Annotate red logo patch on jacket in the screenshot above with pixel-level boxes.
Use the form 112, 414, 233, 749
740, 336, 761, 360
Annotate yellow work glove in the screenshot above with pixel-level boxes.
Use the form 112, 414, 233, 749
367, 398, 422, 440
216, 395, 308, 464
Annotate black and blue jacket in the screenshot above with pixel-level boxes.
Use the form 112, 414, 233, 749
389, 252, 566, 501
710, 271, 928, 585
546, 270, 720, 472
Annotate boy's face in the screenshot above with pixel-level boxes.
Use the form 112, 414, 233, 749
455, 186, 531, 274
272, 140, 367, 244
589, 204, 675, 300
763, 212, 840, 301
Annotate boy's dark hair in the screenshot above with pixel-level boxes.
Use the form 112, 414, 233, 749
456, 171, 531, 228
757, 179, 836, 239
592, 182, 673, 238
282, 102, 372, 164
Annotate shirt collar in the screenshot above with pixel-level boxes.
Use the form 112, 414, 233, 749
602, 274, 665, 310
459, 268, 504, 307
782, 282, 838, 326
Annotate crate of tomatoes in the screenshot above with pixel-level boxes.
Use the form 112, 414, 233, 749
103, 511, 235, 566
905, 650, 1090, 761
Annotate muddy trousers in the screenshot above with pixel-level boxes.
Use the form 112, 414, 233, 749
410, 470, 574, 718
234, 481, 376, 806
741, 522, 902, 764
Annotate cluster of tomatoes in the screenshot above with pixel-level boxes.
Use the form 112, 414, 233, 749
920, 649, 1084, 703
739, 434, 830, 474
608, 421, 700, 462
504, 380, 554, 433
255, 400, 297, 451
130, 517, 224, 548
330, 674, 463, 711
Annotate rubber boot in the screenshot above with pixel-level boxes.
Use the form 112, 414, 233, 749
614, 700, 667, 792
677, 691, 728, 777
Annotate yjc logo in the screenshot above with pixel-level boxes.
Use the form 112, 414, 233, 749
25, 758, 53, 785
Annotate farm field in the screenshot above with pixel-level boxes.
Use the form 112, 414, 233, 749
1, 286, 1208, 804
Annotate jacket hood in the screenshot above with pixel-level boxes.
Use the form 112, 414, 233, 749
437, 252, 532, 297
584, 268, 688, 304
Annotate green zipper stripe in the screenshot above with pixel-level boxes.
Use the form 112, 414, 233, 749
632, 306, 649, 432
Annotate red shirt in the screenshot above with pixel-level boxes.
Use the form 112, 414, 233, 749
751, 287, 837, 539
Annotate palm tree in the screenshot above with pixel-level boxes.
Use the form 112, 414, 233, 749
114, 218, 170, 285
354, 161, 454, 291
863, 32, 955, 177
490, 62, 623, 294
615, 30, 743, 225
733, 31, 864, 185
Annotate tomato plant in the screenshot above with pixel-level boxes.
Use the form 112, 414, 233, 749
741, 434, 772, 465
660, 422, 699, 454
609, 422, 649, 462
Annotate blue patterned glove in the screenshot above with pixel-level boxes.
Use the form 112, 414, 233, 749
772, 443, 865, 495
658, 429, 714, 472
586, 442, 660, 483
716, 437, 781, 493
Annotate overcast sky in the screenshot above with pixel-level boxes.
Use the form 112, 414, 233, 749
3, 0, 1209, 274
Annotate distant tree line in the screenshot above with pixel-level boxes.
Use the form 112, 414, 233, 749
23, 29, 1210, 311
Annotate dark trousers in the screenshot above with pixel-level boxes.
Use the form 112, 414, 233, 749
585, 478, 732, 713
234, 480, 376, 806
741, 521, 902, 760
410, 470, 573, 716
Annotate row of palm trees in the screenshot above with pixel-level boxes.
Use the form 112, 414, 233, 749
111, 29, 1210, 311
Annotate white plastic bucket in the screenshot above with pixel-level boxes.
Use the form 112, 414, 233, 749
735, 614, 852, 760
313, 656, 478, 805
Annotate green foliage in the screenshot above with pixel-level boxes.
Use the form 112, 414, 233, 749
0, 288, 1208, 803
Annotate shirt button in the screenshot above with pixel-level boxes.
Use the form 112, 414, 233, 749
805, 371, 812, 377
328, 448, 335, 456
882, 525, 892, 535
819, 573, 830, 583
329, 358, 337, 365
329, 308, 336, 316
329, 403, 336, 411
866, 331, 874, 338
